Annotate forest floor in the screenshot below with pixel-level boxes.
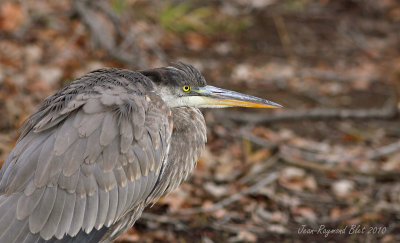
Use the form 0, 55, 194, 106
1, 0, 400, 242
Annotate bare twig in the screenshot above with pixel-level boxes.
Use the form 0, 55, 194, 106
239, 154, 279, 184
221, 101, 398, 124
273, 15, 297, 70
172, 173, 279, 215
71, 0, 148, 69
366, 140, 400, 160
242, 129, 400, 178
318, 208, 362, 224
280, 146, 400, 180
92, 1, 124, 38
139, 213, 188, 230
210, 222, 290, 235
239, 129, 279, 149
298, 68, 380, 83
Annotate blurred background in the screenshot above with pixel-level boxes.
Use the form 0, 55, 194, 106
0, 0, 400, 242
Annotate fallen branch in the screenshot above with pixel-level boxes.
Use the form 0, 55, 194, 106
210, 222, 290, 235
238, 155, 279, 185
139, 212, 188, 230
71, 0, 148, 69
298, 68, 380, 83
280, 146, 400, 180
220, 99, 398, 124
318, 208, 362, 224
239, 129, 279, 149
366, 140, 400, 160
172, 172, 279, 215
92, 1, 124, 38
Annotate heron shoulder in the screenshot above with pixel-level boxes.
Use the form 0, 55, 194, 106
0, 68, 174, 242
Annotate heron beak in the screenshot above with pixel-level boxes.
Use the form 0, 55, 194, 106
194, 85, 282, 108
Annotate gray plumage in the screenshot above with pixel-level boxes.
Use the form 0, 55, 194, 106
0, 62, 281, 242
0, 63, 206, 242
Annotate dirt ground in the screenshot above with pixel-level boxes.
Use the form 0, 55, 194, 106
1, 0, 400, 242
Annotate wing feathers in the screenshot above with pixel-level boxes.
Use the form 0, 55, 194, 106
17, 187, 45, 220
120, 119, 133, 154
82, 174, 97, 196
40, 189, 66, 240
78, 113, 104, 138
83, 189, 98, 233
35, 133, 60, 187
29, 186, 57, 234
82, 98, 103, 114
105, 186, 118, 227
114, 166, 127, 188
124, 180, 135, 212
133, 145, 149, 176
115, 183, 128, 219
67, 195, 86, 236
94, 165, 116, 192
55, 192, 76, 239
95, 189, 109, 230
100, 113, 118, 146
62, 138, 87, 177
0, 212, 25, 243
57, 168, 80, 193
4, 133, 48, 193
84, 129, 102, 164
10, 219, 29, 243
0, 70, 174, 241
102, 139, 119, 172
53, 114, 79, 156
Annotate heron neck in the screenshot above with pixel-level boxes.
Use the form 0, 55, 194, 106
157, 107, 207, 196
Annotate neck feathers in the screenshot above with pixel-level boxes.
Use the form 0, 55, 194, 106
152, 107, 207, 197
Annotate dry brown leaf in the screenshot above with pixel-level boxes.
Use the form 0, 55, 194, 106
204, 182, 229, 197
183, 32, 209, 51
330, 207, 342, 219
381, 235, 395, 243
267, 224, 289, 234
159, 190, 187, 211
383, 152, 400, 171
304, 175, 318, 192
291, 206, 317, 222
26, 80, 52, 93
235, 230, 257, 242
0, 3, 24, 31
24, 45, 43, 64
212, 208, 228, 219
201, 200, 215, 211
279, 167, 308, 192
38, 66, 63, 88
256, 208, 287, 224
117, 231, 140, 242
214, 150, 238, 181
247, 149, 271, 163
252, 127, 282, 143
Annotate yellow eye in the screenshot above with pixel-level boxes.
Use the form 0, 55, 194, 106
182, 85, 191, 92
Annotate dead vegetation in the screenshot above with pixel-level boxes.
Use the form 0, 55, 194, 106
1, 0, 400, 242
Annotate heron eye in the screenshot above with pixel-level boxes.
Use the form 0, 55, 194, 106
182, 85, 191, 92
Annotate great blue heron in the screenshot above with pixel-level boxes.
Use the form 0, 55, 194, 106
0, 62, 281, 242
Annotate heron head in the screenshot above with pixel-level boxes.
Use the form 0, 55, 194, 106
140, 62, 282, 109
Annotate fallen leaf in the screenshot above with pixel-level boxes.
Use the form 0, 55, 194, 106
159, 189, 187, 211
291, 206, 317, 222
332, 180, 355, 198
236, 230, 257, 242
247, 149, 271, 163
204, 182, 229, 197
0, 3, 24, 31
